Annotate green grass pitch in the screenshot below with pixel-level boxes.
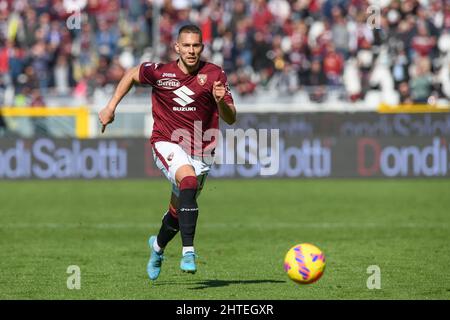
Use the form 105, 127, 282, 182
0, 179, 449, 300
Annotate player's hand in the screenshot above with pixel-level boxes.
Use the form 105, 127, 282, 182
213, 81, 225, 104
98, 106, 115, 134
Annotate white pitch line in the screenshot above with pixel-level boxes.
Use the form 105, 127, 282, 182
0, 222, 448, 229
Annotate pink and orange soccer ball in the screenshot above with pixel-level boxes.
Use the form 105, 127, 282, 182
284, 243, 326, 284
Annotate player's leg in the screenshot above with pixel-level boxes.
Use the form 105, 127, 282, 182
176, 161, 210, 273
147, 142, 185, 280
153, 192, 179, 253
155, 171, 207, 251
148, 192, 181, 280
148, 141, 210, 277
175, 165, 199, 273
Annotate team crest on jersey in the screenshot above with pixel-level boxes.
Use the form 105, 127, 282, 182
197, 74, 207, 86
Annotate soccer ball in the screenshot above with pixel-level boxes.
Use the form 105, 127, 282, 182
283, 243, 326, 284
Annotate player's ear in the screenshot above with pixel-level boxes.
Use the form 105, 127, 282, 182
174, 42, 180, 54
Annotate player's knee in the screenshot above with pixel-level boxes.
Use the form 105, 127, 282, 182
175, 165, 196, 185
179, 176, 198, 191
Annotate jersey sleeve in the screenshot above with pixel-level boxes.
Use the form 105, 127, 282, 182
139, 62, 157, 85
218, 70, 234, 105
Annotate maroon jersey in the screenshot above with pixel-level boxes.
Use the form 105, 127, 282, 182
139, 60, 234, 156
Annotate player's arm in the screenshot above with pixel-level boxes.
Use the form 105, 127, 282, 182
98, 65, 141, 133
213, 81, 236, 125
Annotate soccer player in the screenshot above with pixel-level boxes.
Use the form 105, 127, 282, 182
98, 25, 236, 280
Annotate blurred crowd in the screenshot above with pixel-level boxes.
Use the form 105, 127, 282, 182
0, 0, 449, 107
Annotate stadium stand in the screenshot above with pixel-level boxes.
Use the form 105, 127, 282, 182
0, 0, 449, 108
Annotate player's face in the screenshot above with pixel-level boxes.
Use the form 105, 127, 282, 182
175, 32, 203, 72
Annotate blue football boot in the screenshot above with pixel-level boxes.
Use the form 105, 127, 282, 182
147, 236, 164, 281
180, 251, 197, 273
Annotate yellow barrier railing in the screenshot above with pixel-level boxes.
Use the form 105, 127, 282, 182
378, 103, 450, 113
0, 106, 89, 138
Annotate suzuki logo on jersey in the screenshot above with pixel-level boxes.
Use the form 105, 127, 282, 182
173, 86, 195, 107
173, 106, 197, 111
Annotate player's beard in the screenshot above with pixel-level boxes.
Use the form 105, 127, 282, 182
180, 55, 200, 72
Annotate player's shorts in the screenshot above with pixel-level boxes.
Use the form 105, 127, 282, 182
152, 141, 213, 198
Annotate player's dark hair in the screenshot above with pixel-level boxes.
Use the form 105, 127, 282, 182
177, 24, 203, 42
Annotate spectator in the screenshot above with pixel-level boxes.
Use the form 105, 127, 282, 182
22, 8, 38, 47
30, 40, 52, 95
273, 63, 299, 96
323, 43, 344, 86
355, 27, 375, 98
0, 113, 6, 136
0, 0, 447, 107
107, 57, 126, 85
398, 81, 413, 104
95, 19, 119, 59
251, 0, 273, 33
53, 54, 71, 95
268, 0, 290, 25
29, 88, 48, 136
307, 59, 328, 103
251, 31, 273, 73
0, 76, 6, 135
221, 30, 237, 74
0, 40, 10, 85
344, 57, 362, 102
411, 22, 437, 59
8, 42, 26, 88
233, 18, 252, 68
21, 65, 39, 93
228, 68, 257, 96
410, 57, 433, 104
391, 49, 410, 89
229, 0, 248, 35
331, 5, 350, 59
